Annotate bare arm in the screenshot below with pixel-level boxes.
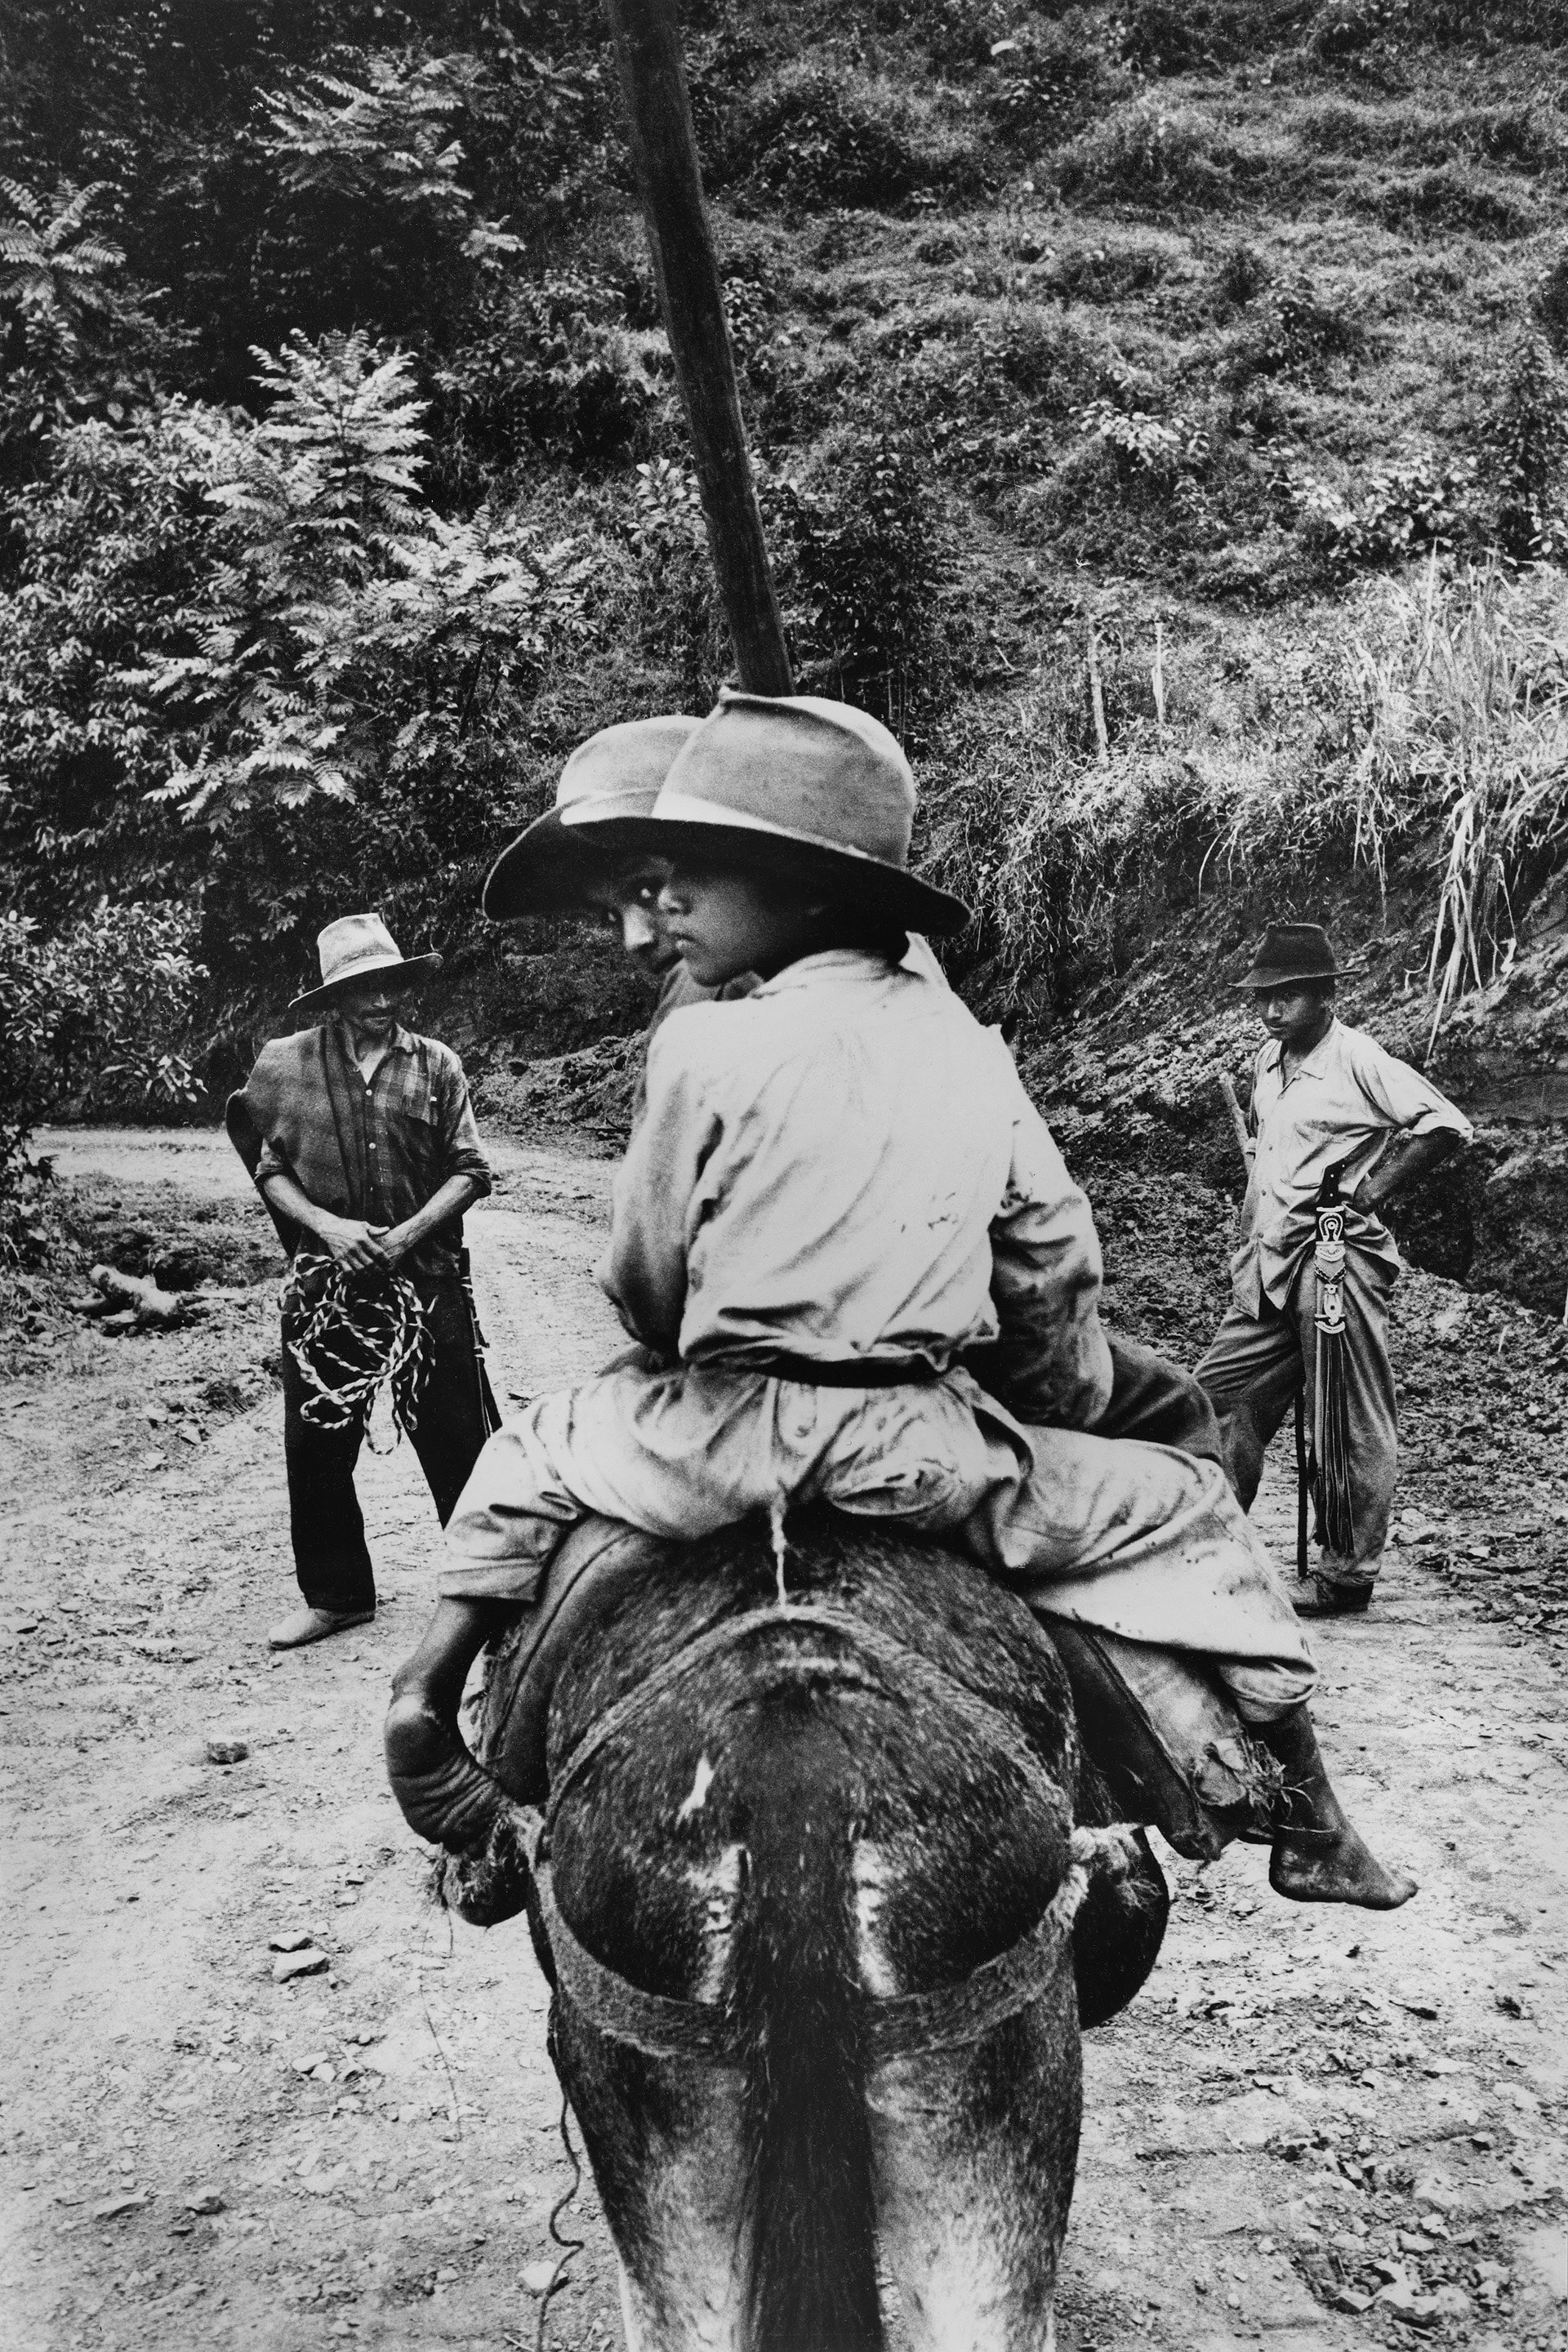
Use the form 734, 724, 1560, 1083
260, 1170, 392, 1274
381, 1174, 487, 1268
1352, 1127, 1461, 1214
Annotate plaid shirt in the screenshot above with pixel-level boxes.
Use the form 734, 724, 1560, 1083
229, 1020, 492, 1278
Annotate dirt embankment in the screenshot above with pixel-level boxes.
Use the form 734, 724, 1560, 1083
2, 1127, 1567, 2352
992, 877, 1568, 1323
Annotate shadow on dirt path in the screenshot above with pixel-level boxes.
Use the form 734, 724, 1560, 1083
2, 1130, 1566, 2351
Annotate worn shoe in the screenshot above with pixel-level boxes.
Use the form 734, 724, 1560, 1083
1294, 1579, 1374, 1619
268, 1606, 375, 1650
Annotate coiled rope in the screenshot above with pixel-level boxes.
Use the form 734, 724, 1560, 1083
283, 1258, 431, 1447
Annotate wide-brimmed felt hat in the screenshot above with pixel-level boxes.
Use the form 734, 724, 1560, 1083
1237, 921, 1359, 991
483, 715, 703, 921
559, 691, 972, 938
288, 914, 442, 1018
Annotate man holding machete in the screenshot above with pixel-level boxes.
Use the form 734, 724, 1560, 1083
1198, 923, 1472, 1618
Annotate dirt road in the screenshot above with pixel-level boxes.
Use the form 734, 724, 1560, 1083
2, 1132, 1566, 2352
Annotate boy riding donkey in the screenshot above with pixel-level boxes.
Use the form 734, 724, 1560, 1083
390, 697, 1415, 1911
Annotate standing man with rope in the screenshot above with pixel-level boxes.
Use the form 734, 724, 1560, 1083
229, 915, 495, 1651
1196, 923, 1472, 1619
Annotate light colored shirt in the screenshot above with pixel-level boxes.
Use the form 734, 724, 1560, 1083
1232, 1017, 1472, 1312
600, 948, 1113, 1425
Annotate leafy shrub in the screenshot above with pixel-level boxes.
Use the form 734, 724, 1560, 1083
1535, 246, 1568, 352
1213, 240, 1272, 310
621, 458, 728, 705
0, 176, 176, 473
985, 21, 1118, 145
1374, 165, 1538, 241
1482, 328, 1568, 560
1034, 234, 1177, 303
1079, 394, 1209, 484
247, 52, 523, 351
132, 332, 590, 824
1055, 100, 1280, 211
432, 278, 661, 492
722, 66, 984, 212
1117, 2, 1245, 74
1298, 448, 1474, 575
873, 303, 1102, 480
1222, 273, 1367, 387
0, 900, 203, 1244
0, 332, 599, 1031
0, 399, 226, 922
785, 431, 956, 731
1307, 0, 1403, 61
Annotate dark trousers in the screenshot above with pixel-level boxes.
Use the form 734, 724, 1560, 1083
282, 1274, 492, 1615
1194, 1254, 1398, 1586
1092, 1331, 1225, 1464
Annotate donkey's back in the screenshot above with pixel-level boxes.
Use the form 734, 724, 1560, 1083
479, 1508, 1165, 2352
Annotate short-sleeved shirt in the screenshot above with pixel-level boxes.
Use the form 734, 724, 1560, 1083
234, 1021, 492, 1279
1232, 1017, 1472, 1312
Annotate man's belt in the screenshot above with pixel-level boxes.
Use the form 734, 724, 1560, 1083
751, 1352, 942, 1388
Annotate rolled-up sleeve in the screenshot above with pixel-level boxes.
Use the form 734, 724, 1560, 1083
983, 1094, 1115, 1428
1351, 1035, 1474, 1146
434, 1055, 492, 1194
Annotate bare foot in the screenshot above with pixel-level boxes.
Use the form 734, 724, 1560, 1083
1271, 1826, 1418, 1910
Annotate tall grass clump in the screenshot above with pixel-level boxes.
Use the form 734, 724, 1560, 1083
1341, 561, 1568, 1045
932, 567, 1568, 1036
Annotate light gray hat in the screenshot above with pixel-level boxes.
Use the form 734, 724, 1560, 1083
483, 715, 703, 921
288, 914, 441, 1018
561, 693, 971, 936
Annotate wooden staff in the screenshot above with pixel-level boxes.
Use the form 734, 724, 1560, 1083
1214, 1069, 1252, 1163
604, 0, 794, 697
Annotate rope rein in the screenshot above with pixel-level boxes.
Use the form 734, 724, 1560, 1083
283, 1258, 431, 1447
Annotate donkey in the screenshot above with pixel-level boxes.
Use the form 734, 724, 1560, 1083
386, 1506, 1169, 2352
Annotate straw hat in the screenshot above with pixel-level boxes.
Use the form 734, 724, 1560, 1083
1237, 922, 1359, 991
560, 692, 970, 937
288, 914, 441, 1018
483, 716, 703, 921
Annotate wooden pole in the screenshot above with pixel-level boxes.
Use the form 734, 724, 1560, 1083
604, 0, 794, 697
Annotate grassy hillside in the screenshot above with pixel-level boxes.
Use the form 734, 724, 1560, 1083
3, 0, 1568, 1301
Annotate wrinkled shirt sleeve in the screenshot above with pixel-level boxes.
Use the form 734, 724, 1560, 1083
599, 1022, 724, 1352
1349, 1032, 1474, 1145
983, 1089, 1114, 1428
432, 1052, 493, 1193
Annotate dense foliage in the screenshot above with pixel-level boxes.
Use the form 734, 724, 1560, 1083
0, 898, 204, 1244
3, 0, 1568, 1099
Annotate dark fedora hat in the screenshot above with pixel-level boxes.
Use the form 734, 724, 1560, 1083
1237, 921, 1359, 991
